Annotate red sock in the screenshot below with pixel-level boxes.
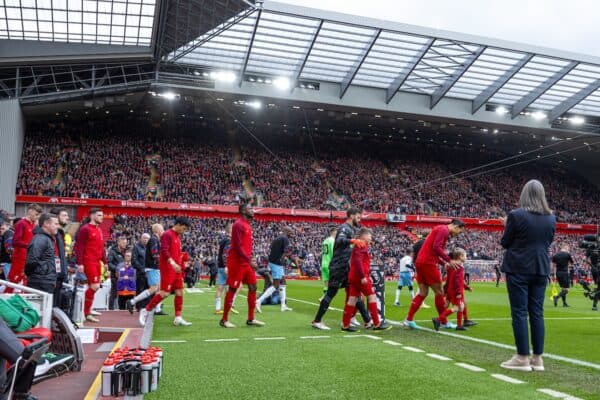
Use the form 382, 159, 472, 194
222, 289, 235, 322
174, 295, 183, 317
367, 301, 380, 327
4, 287, 14, 294
146, 293, 165, 312
84, 288, 96, 316
457, 311, 463, 328
247, 290, 256, 321
434, 294, 446, 315
439, 308, 453, 325
463, 304, 469, 321
342, 304, 356, 327
406, 294, 425, 321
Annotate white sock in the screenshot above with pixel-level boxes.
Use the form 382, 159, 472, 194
156, 301, 163, 312
395, 289, 401, 303
215, 296, 222, 311
279, 286, 287, 309
410, 290, 415, 299
131, 289, 151, 305
257, 286, 276, 306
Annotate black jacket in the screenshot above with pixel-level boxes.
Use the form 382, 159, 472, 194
0, 228, 13, 263
329, 222, 356, 272
501, 208, 556, 276
55, 226, 68, 282
132, 242, 146, 274
107, 245, 126, 275
25, 228, 57, 287
145, 235, 160, 270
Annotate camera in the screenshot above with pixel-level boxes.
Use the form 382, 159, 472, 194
579, 279, 600, 302
579, 234, 600, 251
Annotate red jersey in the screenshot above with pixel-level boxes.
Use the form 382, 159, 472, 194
445, 264, 470, 300
415, 225, 451, 267
74, 223, 106, 265
11, 218, 35, 265
159, 228, 182, 270
228, 218, 253, 266
349, 245, 371, 282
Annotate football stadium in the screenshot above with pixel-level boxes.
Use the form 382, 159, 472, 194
1, 0, 600, 399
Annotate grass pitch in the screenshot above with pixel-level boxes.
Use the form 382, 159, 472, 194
146, 280, 600, 400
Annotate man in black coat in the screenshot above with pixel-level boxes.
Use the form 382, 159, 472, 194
107, 235, 128, 310
132, 233, 150, 311
25, 214, 59, 294
49, 207, 69, 307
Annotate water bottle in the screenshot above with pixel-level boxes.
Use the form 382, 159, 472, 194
101, 358, 115, 396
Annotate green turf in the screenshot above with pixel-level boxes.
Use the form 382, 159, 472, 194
145, 280, 600, 400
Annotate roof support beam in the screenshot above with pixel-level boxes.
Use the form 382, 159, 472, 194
386, 38, 434, 104
471, 53, 533, 114
290, 19, 323, 93
339, 29, 381, 99
22, 75, 42, 96
238, 9, 262, 87
548, 78, 600, 122
430, 45, 485, 109
511, 61, 578, 119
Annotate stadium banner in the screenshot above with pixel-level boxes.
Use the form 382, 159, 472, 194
370, 264, 386, 321
15, 195, 597, 234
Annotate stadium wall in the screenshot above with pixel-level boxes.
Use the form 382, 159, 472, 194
0, 100, 24, 213
15, 195, 597, 235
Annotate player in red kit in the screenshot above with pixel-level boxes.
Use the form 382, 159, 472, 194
220, 203, 265, 328
74, 208, 106, 323
342, 228, 391, 332
433, 248, 471, 331
5, 204, 42, 292
140, 217, 192, 327
404, 219, 465, 330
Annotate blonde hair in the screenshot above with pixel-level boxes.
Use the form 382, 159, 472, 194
519, 179, 552, 215
450, 247, 467, 260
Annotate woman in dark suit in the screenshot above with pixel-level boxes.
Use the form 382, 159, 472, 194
500, 179, 556, 372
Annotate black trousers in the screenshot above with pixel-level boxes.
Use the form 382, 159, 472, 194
26, 281, 55, 295
0, 319, 35, 399
108, 274, 118, 310
209, 272, 217, 287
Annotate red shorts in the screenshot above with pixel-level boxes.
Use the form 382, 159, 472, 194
447, 294, 464, 306
415, 264, 442, 286
84, 262, 101, 285
160, 268, 184, 292
226, 264, 257, 289
348, 278, 375, 298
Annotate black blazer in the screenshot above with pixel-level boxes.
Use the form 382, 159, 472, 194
501, 208, 556, 276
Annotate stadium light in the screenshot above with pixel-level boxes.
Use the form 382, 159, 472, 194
570, 116, 585, 125
248, 100, 262, 110
531, 111, 546, 120
496, 106, 508, 115
210, 71, 236, 83
160, 92, 178, 101
273, 77, 291, 90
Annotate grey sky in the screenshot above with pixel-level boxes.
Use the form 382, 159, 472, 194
274, 0, 600, 58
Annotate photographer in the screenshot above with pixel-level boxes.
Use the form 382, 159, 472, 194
586, 246, 599, 311
551, 246, 574, 307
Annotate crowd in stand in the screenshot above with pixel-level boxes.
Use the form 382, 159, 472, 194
16, 129, 600, 223
107, 215, 589, 279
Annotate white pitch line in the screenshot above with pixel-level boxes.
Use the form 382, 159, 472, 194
289, 297, 600, 371
152, 340, 187, 343
383, 340, 402, 346
402, 346, 425, 353
455, 362, 485, 372
300, 336, 331, 340
205, 338, 239, 342
363, 335, 382, 341
254, 337, 286, 341
427, 353, 452, 361
490, 374, 525, 384
287, 297, 343, 312
343, 335, 369, 339
537, 388, 583, 399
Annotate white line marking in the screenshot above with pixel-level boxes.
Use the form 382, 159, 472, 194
343, 335, 369, 338
363, 335, 382, 340
455, 363, 485, 372
287, 297, 343, 312
300, 336, 331, 340
289, 297, 600, 371
490, 374, 525, 384
537, 388, 583, 399
383, 340, 402, 346
426, 353, 452, 361
254, 337, 286, 341
402, 346, 425, 353
387, 318, 600, 371
152, 340, 187, 343
204, 338, 239, 342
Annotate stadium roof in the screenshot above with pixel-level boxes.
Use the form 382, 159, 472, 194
2, 0, 600, 129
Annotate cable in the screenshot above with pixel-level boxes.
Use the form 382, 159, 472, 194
205, 91, 278, 159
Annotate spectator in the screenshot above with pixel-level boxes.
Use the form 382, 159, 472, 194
116, 249, 136, 310
500, 180, 556, 372
107, 236, 128, 310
